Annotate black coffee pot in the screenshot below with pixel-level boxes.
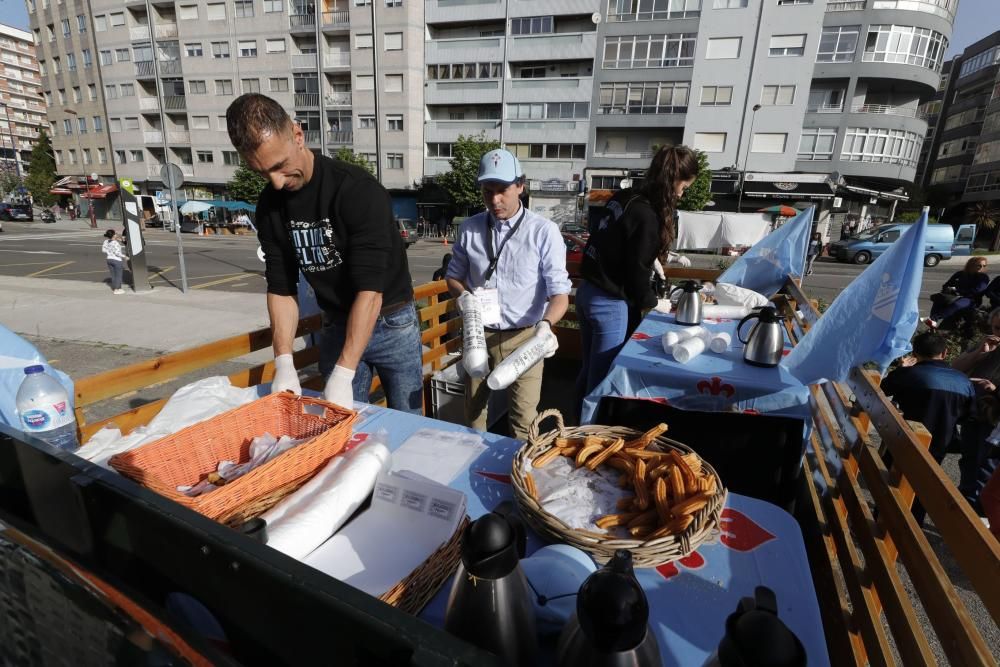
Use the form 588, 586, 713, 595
555, 550, 661, 667
713, 586, 806, 667
444, 502, 538, 666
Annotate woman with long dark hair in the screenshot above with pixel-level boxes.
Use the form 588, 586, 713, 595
575, 145, 701, 403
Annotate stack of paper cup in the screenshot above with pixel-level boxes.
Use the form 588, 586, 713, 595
661, 331, 681, 355
673, 336, 706, 364
710, 332, 731, 353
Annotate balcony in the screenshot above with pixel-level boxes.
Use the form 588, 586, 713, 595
303, 130, 321, 144
143, 130, 163, 143
289, 13, 316, 30
326, 130, 352, 145
321, 10, 349, 29
806, 103, 845, 113
164, 95, 186, 111
135, 60, 156, 78
292, 54, 318, 69
826, 0, 865, 9
323, 52, 350, 68
139, 97, 160, 111
167, 130, 190, 143
158, 59, 182, 76
130, 26, 151, 41
325, 91, 352, 106
426, 79, 501, 105
851, 104, 927, 119
294, 93, 320, 107
426, 37, 503, 64
506, 77, 593, 104
509, 32, 596, 62
154, 23, 178, 39
425, 120, 499, 142
591, 149, 654, 160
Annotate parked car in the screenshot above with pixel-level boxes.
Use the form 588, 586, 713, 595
0, 203, 32, 222
398, 218, 417, 248
563, 232, 586, 278
828, 222, 975, 268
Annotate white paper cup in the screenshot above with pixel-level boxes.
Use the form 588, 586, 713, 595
709, 332, 731, 354
672, 336, 706, 364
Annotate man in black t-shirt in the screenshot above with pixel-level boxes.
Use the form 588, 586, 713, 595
226, 94, 422, 413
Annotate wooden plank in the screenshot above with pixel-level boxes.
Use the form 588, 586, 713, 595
661, 267, 723, 281
413, 281, 449, 301
848, 368, 1000, 623
856, 444, 997, 666
884, 420, 932, 564
421, 318, 461, 346
419, 299, 456, 322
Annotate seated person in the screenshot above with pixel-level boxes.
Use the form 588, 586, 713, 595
985, 275, 1000, 311
925, 256, 989, 329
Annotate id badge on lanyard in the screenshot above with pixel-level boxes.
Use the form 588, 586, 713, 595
474, 287, 502, 328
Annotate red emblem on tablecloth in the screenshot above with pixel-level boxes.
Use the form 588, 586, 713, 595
631, 332, 652, 340
636, 396, 670, 405
475, 470, 512, 484
342, 432, 369, 452
696, 376, 735, 397
655, 508, 776, 580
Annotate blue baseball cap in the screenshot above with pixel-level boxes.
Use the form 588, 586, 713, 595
477, 149, 524, 185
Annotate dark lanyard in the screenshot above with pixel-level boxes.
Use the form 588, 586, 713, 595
484, 207, 527, 282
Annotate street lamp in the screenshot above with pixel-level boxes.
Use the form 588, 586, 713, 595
63, 108, 96, 228
737, 103, 762, 214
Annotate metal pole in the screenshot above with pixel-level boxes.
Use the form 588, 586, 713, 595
147, 0, 188, 293
314, 2, 328, 158
737, 105, 760, 214
370, 0, 381, 181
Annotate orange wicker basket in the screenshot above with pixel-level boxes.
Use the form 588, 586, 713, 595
109, 393, 357, 525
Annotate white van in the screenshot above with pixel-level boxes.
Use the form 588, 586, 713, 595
135, 195, 173, 229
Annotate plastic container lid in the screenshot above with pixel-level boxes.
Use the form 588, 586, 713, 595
23, 365, 44, 375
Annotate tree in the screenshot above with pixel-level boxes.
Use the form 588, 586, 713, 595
0, 165, 20, 200
226, 160, 267, 204
333, 147, 374, 175
678, 149, 712, 212
437, 133, 501, 215
966, 202, 1000, 251
24, 129, 57, 207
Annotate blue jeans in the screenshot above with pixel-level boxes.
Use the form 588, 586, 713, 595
575, 281, 630, 412
320, 302, 423, 414
107, 259, 123, 290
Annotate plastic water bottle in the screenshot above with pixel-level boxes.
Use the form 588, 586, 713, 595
15, 365, 78, 451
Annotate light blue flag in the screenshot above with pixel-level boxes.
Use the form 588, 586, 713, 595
716, 207, 814, 297
783, 213, 928, 385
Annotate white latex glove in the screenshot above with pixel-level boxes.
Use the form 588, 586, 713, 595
667, 252, 691, 268
272, 353, 302, 395
455, 290, 474, 313
654, 299, 672, 314
535, 320, 558, 359
323, 365, 356, 409
652, 258, 666, 280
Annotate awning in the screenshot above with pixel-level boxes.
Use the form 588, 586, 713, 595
742, 181, 836, 200
49, 187, 73, 195
81, 184, 119, 199
839, 183, 909, 202
711, 171, 740, 195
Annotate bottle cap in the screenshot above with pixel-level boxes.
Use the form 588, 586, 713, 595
23, 365, 44, 374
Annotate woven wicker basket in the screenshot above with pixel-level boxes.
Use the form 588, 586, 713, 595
511, 410, 726, 568
109, 393, 356, 526
379, 516, 468, 615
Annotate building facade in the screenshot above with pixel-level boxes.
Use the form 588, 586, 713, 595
0, 24, 46, 189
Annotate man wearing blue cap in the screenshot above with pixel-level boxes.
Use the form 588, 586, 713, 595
445, 149, 572, 439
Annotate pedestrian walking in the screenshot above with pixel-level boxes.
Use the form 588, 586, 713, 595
102, 229, 126, 295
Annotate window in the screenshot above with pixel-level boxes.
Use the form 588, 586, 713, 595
197, 150, 214, 163
124, 117, 140, 130
63, 119, 72, 135
192, 116, 210, 129
189, 79, 207, 94
959, 45, 1000, 79
110, 12, 125, 26
94, 15, 107, 31
937, 136, 977, 158
264, 0, 283, 11
863, 25, 948, 71
115, 150, 126, 164
87, 84, 96, 100
207, 3, 226, 19
266, 38, 285, 53
966, 170, 1000, 194
78, 117, 87, 134
507, 143, 586, 159
115, 48, 130, 62
426, 62, 502, 80
77, 14, 86, 32
603, 34, 697, 69
134, 44, 152, 61
238, 40, 257, 57
120, 83, 135, 97
217, 116, 228, 130
100, 49, 112, 65
66, 53, 76, 71
607, 0, 700, 21
61, 19, 70, 36
129, 150, 144, 162
706, 37, 741, 59
385, 32, 402, 51
426, 143, 453, 158
510, 16, 554, 35
386, 153, 403, 169
357, 74, 374, 90
185, 43, 203, 57
68, 150, 76, 165
769, 34, 806, 57
387, 0, 402, 5
385, 114, 403, 131
699, 85, 732, 106
930, 164, 967, 184
385, 74, 403, 92
777, 0, 812, 4
841, 127, 921, 166
817, 26, 859, 62
110, 118, 122, 133
269, 77, 289, 92
241, 78, 260, 93
82, 49, 92, 67
57, 89, 66, 104
508, 101, 591, 119
356, 33, 373, 48
104, 84, 117, 99
760, 84, 795, 105
215, 79, 234, 95
694, 132, 726, 152
212, 41, 230, 59
235, 0, 254, 17
223, 150, 240, 165
93, 116, 103, 132
52, 57, 60, 73
358, 114, 375, 128
943, 107, 986, 132
178, 5, 198, 20
39, 61, 46, 76
751, 133, 787, 153
98, 148, 107, 164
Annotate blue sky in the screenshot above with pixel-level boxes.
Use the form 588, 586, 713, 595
0, 0, 995, 57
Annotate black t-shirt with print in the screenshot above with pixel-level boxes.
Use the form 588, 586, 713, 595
257, 155, 413, 315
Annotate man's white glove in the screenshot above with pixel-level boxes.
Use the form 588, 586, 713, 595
272, 353, 302, 395
652, 258, 666, 280
535, 320, 558, 359
654, 299, 672, 314
323, 365, 356, 409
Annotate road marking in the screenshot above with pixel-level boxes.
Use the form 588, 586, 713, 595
192, 273, 260, 289
26, 261, 75, 277
151, 265, 175, 278
0, 261, 68, 267
0, 249, 63, 254
45, 269, 109, 276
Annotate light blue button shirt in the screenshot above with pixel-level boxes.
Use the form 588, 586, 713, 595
446, 205, 572, 330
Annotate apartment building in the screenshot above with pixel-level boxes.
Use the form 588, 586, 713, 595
586, 0, 956, 231
0, 24, 46, 185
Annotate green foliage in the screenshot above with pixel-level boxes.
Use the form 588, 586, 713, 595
0, 166, 21, 199
714, 258, 732, 271
333, 147, 375, 175
437, 133, 501, 215
678, 150, 713, 212
226, 160, 268, 204
24, 129, 56, 207
895, 210, 939, 224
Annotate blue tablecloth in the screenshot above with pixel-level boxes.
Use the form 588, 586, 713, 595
346, 403, 830, 667
581, 310, 812, 427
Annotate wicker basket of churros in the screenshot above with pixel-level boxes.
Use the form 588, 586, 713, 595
511, 409, 726, 568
